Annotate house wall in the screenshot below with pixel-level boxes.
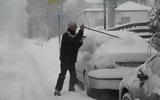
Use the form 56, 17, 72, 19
146, 0, 155, 7
115, 10, 149, 25
76, 10, 149, 28
86, 0, 155, 8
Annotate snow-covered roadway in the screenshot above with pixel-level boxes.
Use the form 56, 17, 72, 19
0, 0, 94, 99
0, 36, 94, 100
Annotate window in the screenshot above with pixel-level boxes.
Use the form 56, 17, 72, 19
120, 16, 131, 24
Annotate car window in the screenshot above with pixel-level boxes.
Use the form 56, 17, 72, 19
145, 54, 157, 71
151, 56, 160, 76
146, 55, 157, 65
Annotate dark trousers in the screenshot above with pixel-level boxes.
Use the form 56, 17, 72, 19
55, 62, 78, 91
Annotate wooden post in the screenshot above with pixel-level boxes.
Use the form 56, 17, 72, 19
107, 0, 117, 28
103, 0, 107, 29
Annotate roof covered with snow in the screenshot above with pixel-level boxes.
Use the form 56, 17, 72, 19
77, 1, 151, 16
115, 1, 151, 11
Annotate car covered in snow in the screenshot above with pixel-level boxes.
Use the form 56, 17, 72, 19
75, 28, 156, 97
119, 52, 160, 100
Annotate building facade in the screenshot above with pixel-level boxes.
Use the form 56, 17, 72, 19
85, 0, 155, 7
76, 1, 151, 28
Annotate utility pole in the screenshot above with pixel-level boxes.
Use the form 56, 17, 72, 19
107, 0, 117, 28
103, 0, 107, 29
58, 0, 63, 51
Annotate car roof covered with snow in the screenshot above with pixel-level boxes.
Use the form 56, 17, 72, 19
79, 28, 156, 69
83, 28, 154, 56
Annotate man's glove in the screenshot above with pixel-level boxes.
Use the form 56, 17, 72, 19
80, 24, 84, 32
79, 36, 86, 43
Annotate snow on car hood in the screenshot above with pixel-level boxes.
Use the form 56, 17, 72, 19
88, 67, 134, 79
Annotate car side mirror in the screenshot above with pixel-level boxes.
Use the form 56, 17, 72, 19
137, 70, 148, 87
137, 71, 148, 80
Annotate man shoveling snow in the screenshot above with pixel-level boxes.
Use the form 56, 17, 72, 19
54, 22, 85, 96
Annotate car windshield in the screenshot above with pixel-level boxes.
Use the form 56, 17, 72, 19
116, 62, 144, 67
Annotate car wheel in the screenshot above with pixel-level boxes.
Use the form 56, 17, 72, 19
122, 93, 132, 100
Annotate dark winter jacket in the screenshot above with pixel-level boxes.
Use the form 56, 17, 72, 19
60, 29, 84, 64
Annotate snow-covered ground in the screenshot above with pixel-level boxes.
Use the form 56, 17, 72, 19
0, 0, 94, 100
0, 36, 94, 100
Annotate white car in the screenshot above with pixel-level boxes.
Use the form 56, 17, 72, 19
119, 52, 160, 100
75, 28, 156, 98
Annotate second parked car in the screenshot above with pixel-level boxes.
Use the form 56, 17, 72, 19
75, 28, 156, 98
119, 52, 160, 100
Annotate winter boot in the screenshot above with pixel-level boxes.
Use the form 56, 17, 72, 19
68, 86, 75, 92
54, 90, 61, 96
